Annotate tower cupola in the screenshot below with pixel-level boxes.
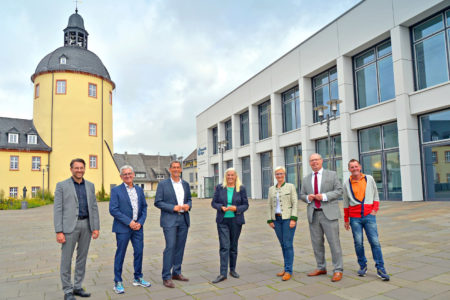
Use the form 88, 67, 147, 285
63, 10, 88, 48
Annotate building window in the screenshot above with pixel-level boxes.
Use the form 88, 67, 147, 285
241, 156, 251, 197
213, 163, 219, 186
31, 187, 40, 198
313, 67, 339, 122
89, 155, 97, 169
189, 173, 194, 182
316, 135, 342, 182
225, 120, 232, 150
56, 80, 66, 94
261, 151, 273, 199
412, 9, 450, 90
282, 86, 300, 132
446, 151, 450, 163
60, 56, 67, 64
88, 83, 97, 98
240, 111, 249, 146
109, 91, 112, 105
284, 144, 302, 197
27, 134, 37, 144
135, 172, 146, 178
10, 156, 19, 170
32, 156, 41, 171
156, 174, 165, 180
212, 127, 218, 155
259, 100, 271, 140
420, 109, 450, 200
89, 123, 97, 136
9, 187, 18, 198
35, 84, 40, 99
354, 40, 395, 109
225, 160, 233, 169
8, 133, 19, 144
359, 123, 401, 200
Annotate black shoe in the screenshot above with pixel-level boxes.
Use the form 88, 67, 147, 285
73, 288, 91, 297
211, 275, 227, 283
64, 293, 75, 300
229, 270, 240, 278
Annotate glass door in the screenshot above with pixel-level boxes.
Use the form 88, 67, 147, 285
361, 154, 384, 200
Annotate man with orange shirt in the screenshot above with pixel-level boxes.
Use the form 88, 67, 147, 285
343, 159, 390, 281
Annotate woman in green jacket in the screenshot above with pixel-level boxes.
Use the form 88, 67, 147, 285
267, 166, 298, 281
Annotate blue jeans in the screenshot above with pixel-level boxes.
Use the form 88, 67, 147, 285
349, 214, 385, 271
114, 229, 143, 283
273, 216, 296, 274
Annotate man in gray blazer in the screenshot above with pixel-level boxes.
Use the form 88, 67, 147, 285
54, 158, 100, 300
300, 153, 344, 282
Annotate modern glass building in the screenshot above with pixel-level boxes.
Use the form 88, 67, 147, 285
196, 0, 450, 201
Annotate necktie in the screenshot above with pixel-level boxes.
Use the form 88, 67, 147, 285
314, 172, 321, 208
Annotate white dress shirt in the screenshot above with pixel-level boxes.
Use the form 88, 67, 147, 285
308, 168, 328, 203
171, 177, 185, 212
125, 184, 139, 221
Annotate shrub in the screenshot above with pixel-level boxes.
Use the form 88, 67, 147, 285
96, 185, 110, 202
191, 192, 198, 197
35, 190, 54, 202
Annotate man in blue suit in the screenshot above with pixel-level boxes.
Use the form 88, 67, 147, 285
155, 160, 192, 288
109, 165, 151, 294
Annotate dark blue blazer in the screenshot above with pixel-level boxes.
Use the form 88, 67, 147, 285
211, 184, 249, 225
154, 178, 192, 228
109, 183, 148, 233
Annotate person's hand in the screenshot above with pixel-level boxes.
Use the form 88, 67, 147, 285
92, 230, 100, 239
289, 220, 296, 228
56, 232, 66, 244
182, 204, 190, 211
344, 222, 350, 231
221, 206, 228, 212
173, 205, 182, 212
315, 194, 323, 201
134, 223, 141, 231
228, 206, 237, 212
370, 210, 377, 215
130, 220, 137, 229
268, 222, 275, 229
308, 194, 316, 201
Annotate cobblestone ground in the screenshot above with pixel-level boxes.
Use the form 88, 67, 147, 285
1, 199, 449, 299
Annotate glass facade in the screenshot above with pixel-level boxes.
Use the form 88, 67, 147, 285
240, 111, 249, 146
359, 123, 402, 200
354, 40, 395, 108
241, 156, 251, 198
259, 100, 272, 140
225, 120, 232, 150
261, 151, 273, 198
284, 144, 302, 197
313, 67, 339, 122
413, 10, 450, 90
282, 86, 300, 132
212, 127, 218, 154
213, 163, 219, 187
225, 160, 233, 169
420, 109, 450, 200
316, 136, 343, 182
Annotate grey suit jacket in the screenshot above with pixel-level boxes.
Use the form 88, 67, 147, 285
300, 169, 343, 223
54, 177, 100, 233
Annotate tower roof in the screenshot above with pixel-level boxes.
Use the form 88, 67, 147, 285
67, 12, 85, 30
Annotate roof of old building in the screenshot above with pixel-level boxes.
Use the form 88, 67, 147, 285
113, 153, 176, 182
0, 117, 51, 152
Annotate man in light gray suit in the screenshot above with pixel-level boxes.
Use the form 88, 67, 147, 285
300, 153, 344, 282
54, 158, 100, 300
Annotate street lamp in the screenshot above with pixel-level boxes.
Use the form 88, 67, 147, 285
42, 164, 49, 199
217, 140, 228, 183
313, 99, 342, 171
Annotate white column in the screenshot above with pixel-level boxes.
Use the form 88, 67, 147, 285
391, 25, 423, 201
271, 93, 283, 169
249, 104, 261, 198
231, 114, 241, 176
300, 77, 315, 176
217, 121, 225, 183
337, 55, 358, 180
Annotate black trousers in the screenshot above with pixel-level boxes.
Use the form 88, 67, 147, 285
217, 217, 242, 276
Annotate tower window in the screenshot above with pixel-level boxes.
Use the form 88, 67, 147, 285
56, 80, 66, 94
35, 84, 40, 98
60, 57, 67, 64
89, 123, 97, 136
8, 133, 19, 144
27, 134, 37, 144
88, 83, 97, 98
89, 155, 98, 169
109, 91, 112, 105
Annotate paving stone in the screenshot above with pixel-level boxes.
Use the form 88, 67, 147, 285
383, 287, 431, 300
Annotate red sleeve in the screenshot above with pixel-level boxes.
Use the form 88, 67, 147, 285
344, 207, 349, 223
372, 201, 379, 212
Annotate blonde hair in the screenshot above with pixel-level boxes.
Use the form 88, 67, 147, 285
274, 166, 286, 175
222, 167, 242, 192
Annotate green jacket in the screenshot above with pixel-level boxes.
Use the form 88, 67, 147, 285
267, 182, 298, 223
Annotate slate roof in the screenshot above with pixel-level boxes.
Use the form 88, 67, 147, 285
184, 149, 197, 162
0, 117, 51, 152
113, 153, 176, 183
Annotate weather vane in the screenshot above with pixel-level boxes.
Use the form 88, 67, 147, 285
74, 0, 82, 13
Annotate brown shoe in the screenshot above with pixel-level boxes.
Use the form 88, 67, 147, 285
282, 273, 291, 281
163, 279, 175, 288
331, 272, 343, 282
172, 274, 189, 281
307, 269, 327, 276
276, 271, 285, 277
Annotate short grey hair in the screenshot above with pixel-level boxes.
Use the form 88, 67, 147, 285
120, 165, 134, 175
274, 166, 286, 174
169, 160, 182, 168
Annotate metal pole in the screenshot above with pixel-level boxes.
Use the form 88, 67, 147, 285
42, 168, 45, 200
326, 115, 333, 171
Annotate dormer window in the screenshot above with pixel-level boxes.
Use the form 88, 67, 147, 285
8, 133, 18, 144
135, 172, 146, 178
28, 134, 37, 144
157, 174, 165, 180
60, 56, 67, 64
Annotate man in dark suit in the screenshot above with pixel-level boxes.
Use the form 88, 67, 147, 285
300, 153, 344, 282
155, 160, 192, 288
54, 158, 100, 300
109, 165, 150, 294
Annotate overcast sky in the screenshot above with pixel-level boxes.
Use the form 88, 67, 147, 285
0, 0, 360, 158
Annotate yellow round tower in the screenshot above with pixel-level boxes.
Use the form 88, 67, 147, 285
31, 10, 120, 194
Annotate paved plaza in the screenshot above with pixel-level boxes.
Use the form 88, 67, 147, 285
1, 199, 449, 299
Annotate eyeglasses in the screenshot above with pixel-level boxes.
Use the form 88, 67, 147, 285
122, 173, 133, 176
310, 159, 321, 162
275, 173, 284, 176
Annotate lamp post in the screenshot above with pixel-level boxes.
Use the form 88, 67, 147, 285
42, 164, 49, 200
313, 99, 342, 171
217, 140, 228, 183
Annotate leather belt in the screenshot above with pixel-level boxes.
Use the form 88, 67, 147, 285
177, 212, 185, 215
78, 216, 88, 220
314, 208, 323, 211
275, 213, 282, 217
